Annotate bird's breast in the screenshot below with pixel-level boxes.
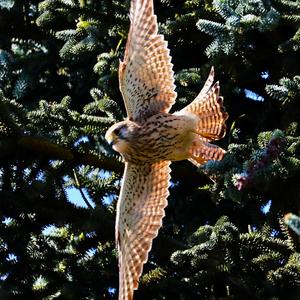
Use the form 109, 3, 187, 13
124, 113, 197, 163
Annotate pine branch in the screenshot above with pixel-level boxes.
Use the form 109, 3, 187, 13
72, 169, 93, 209
0, 135, 123, 172
0, 94, 23, 135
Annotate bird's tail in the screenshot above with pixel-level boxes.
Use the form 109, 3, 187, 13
180, 67, 228, 167
187, 139, 226, 168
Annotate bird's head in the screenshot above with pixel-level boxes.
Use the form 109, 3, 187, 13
105, 120, 138, 154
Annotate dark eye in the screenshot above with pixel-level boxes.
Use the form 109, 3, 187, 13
114, 128, 120, 136
113, 125, 126, 138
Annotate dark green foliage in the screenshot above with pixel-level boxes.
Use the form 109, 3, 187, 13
197, 0, 280, 57
1, 0, 300, 299
171, 216, 299, 299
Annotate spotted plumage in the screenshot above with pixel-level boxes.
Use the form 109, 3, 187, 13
105, 1, 228, 299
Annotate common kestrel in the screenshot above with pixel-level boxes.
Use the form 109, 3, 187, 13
105, 0, 228, 299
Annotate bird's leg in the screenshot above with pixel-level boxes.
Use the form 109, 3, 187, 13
187, 136, 207, 167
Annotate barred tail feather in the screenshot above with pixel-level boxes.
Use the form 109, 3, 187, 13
188, 140, 226, 168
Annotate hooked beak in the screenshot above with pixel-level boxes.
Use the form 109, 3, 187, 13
108, 140, 114, 147
105, 134, 115, 147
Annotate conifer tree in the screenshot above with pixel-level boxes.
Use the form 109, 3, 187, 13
0, 0, 299, 299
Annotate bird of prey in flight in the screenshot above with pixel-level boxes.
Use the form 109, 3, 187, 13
105, 0, 228, 299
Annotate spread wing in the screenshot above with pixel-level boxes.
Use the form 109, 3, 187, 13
116, 161, 171, 300
181, 67, 228, 141
119, 0, 177, 122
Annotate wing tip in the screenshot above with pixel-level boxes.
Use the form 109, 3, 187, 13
210, 66, 215, 77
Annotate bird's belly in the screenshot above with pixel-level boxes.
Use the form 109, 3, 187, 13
125, 113, 197, 163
